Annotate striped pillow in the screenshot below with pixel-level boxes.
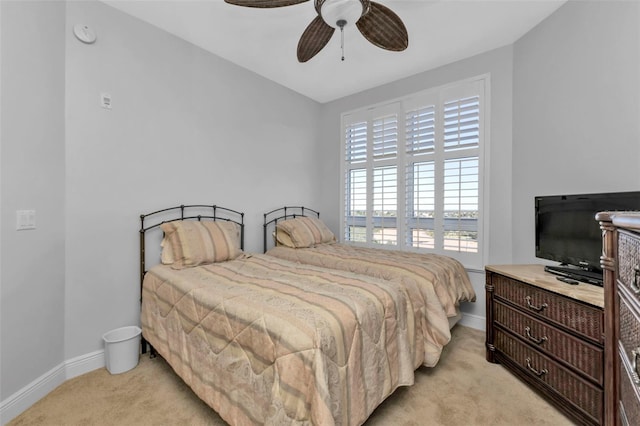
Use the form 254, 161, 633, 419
275, 216, 335, 248
160, 220, 242, 269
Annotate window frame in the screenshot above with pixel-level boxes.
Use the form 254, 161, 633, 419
339, 75, 490, 269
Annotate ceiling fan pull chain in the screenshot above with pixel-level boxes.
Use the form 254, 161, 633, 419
337, 19, 346, 61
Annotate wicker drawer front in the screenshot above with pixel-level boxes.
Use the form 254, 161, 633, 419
618, 230, 640, 304
495, 329, 603, 422
620, 348, 640, 426
495, 301, 604, 385
493, 275, 604, 344
619, 294, 640, 370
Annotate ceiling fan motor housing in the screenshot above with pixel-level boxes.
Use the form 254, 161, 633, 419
315, 0, 370, 28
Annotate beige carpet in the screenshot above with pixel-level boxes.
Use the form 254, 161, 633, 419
8, 326, 573, 425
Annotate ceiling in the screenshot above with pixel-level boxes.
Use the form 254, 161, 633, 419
101, 0, 567, 103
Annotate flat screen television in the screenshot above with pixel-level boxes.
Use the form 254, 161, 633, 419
535, 191, 640, 285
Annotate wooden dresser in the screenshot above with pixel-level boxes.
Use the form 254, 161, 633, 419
598, 212, 640, 425
485, 264, 605, 425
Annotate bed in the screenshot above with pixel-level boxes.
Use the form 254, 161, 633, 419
139, 205, 425, 426
263, 206, 476, 367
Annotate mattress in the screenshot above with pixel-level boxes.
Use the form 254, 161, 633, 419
141, 254, 422, 426
266, 244, 476, 366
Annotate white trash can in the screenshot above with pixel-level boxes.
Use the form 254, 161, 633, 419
102, 326, 142, 374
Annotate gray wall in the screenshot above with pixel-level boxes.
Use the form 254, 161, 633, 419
512, 0, 640, 263
1, 0, 320, 405
63, 0, 320, 362
1, 0, 66, 401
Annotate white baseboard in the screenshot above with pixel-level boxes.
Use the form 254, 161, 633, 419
460, 312, 485, 331
65, 349, 105, 381
0, 350, 105, 425
0, 364, 66, 425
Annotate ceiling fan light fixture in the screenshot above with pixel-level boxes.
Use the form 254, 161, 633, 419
225, 0, 407, 62
318, 0, 364, 28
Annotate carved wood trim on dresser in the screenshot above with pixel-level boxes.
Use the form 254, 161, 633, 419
485, 264, 605, 425
597, 212, 640, 426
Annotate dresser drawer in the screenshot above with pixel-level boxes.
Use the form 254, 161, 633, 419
620, 346, 640, 426
619, 293, 640, 370
495, 329, 603, 423
618, 230, 640, 303
495, 300, 604, 385
493, 274, 604, 344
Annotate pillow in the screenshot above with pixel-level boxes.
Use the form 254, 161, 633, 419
160, 235, 174, 264
275, 216, 335, 248
273, 230, 295, 248
160, 220, 242, 269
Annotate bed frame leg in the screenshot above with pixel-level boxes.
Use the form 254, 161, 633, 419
141, 335, 157, 358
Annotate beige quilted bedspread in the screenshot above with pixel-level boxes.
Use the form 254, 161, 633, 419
141, 254, 421, 426
266, 244, 476, 367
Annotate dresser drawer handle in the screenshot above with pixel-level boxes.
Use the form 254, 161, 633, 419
524, 326, 548, 345
632, 348, 640, 385
525, 357, 548, 377
525, 296, 548, 312
631, 266, 640, 295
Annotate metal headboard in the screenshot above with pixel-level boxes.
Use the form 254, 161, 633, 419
139, 204, 245, 292
263, 206, 319, 253
138, 204, 244, 356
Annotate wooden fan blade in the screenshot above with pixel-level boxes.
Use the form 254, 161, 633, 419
297, 16, 335, 63
224, 0, 308, 8
356, 1, 408, 51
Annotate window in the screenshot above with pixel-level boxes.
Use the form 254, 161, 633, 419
341, 78, 487, 266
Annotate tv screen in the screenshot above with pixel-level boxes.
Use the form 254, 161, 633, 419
535, 191, 640, 276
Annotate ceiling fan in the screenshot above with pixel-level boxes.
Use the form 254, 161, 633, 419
224, 0, 409, 62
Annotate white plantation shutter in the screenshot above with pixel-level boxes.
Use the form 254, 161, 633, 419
444, 96, 480, 152
373, 165, 398, 245
371, 112, 399, 246
341, 77, 485, 266
406, 160, 435, 249
343, 104, 400, 245
405, 102, 437, 250
372, 115, 398, 160
344, 168, 367, 242
406, 105, 435, 155
345, 121, 367, 164
439, 92, 480, 255
344, 117, 369, 242
443, 157, 479, 252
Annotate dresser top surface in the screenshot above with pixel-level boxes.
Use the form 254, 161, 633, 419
597, 211, 640, 229
612, 213, 640, 230
486, 264, 604, 308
